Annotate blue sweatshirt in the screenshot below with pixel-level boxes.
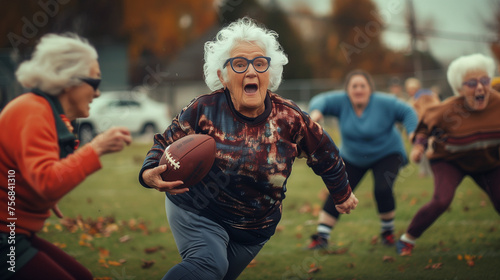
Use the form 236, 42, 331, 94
309, 91, 417, 167
139, 89, 352, 244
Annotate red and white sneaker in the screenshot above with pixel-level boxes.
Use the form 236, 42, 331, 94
396, 239, 415, 256
307, 234, 328, 250
381, 230, 395, 246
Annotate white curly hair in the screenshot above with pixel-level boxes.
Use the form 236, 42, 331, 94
15, 33, 98, 96
203, 17, 289, 92
447, 53, 496, 96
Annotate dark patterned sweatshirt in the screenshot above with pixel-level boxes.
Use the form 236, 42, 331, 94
139, 89, 352, 244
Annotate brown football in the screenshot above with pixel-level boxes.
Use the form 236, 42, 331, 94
159, 134, 216, 188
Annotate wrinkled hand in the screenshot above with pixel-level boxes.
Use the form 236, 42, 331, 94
335, 192, 358, 214
90, 127, 132, 156
310, 110, 324, 123
410, 144, 425, 163
142, 165, 189, 195
52, 204, 64, 218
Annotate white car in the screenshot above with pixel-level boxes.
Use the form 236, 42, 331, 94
76, 91, 171, 143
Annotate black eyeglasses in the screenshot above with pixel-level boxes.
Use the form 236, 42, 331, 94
79, 77, 101, 91
462, 77, 490, 89
223, 56, 271, 73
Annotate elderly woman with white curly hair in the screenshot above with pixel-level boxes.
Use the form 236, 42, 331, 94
397, 53, 500, 256
0, 33, 131, 280
139, 17, 358, 280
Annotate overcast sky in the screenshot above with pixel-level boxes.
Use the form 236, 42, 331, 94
270, 0, 498, 64
375, 0, 497, 63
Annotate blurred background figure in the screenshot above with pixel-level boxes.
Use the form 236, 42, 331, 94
388, 77, 405, 100
412, 89, 441, 118
0, 33, 131, 280
397, 53, 500, 256
404, 77, 422, 105
307, 70, 417, 250
430, 85, 442, 99
404, 77, 440, 177
412, 88, 441, 177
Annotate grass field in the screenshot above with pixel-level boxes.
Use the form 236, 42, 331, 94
39, 137, 500, 280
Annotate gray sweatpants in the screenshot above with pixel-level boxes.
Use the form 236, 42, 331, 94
162, 197, 267, 280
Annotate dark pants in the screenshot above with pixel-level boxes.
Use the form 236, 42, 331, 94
323, 154, 403, 219
407, 161, 500, 238
163, 198, 266, 280
11, 235, 92, 280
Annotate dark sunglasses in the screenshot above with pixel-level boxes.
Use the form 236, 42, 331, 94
79, 77, 101, 91
462, 77, 490, 89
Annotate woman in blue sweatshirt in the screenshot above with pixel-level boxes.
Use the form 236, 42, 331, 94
307, 70, 418, 249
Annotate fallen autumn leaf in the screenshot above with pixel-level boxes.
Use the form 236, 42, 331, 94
141, 259, 155, 269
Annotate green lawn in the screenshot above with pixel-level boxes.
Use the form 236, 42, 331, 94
40, 139, 500, 280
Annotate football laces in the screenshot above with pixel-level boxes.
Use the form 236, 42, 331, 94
164, 151, 180, 170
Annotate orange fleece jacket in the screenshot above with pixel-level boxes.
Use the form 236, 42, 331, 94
0, 93, 102, 236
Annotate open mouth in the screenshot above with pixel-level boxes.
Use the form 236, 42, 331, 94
244, 84, 258, 94
475, 95, 485, 102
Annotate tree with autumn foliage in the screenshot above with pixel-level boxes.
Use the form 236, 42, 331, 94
317, 0, 401, 80
121, 0, 217, 84
487, 0, 500, 70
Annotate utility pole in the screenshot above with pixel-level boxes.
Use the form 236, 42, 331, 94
407, 0, 423, 81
